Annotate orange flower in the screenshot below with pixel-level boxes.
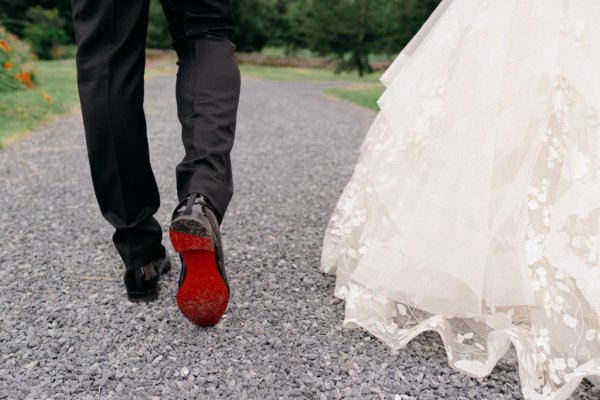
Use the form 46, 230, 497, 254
0, 39, 11, 53
43, 93, 52, 104
3, 62, 12, 70
16, 71, 33, 88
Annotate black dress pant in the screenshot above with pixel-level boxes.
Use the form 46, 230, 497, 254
71, 0, 241, 270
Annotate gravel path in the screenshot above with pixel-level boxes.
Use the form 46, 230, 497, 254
0, 76, 597, 399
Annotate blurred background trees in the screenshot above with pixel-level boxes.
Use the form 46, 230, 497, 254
0, 0, 72, 61
23, 6, 69, 60
231, 0, 273, 53
300, 0, 395, 76
232, 0, 441, 75
0, 0, 439, 73
147, 0, 172, 49
0, 0, 440, 146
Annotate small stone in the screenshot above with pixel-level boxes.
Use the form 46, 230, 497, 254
151, 355, 163, 366
23, 361, 38, 369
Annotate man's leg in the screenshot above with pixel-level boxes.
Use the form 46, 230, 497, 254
71, 0, 166, 269
161, 0, 241, 222
161, 0, 240, 325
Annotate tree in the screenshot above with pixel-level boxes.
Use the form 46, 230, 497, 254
374, 0, 441, 54
267, 0, 309, 53
296, 0, 440, 75
23, 6, 69, 60
0, 0, 73, 42
297, 0, 382, 75
147, 0, 172, 49
231, 0, 275, 53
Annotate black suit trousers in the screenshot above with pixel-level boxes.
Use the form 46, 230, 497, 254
70, 0, 241, 270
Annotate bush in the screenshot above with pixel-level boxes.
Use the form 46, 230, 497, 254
0, 26, 37, 93
294, 0, 440, 76
50, 43, 77, 60
23, 6, 69, 60
232, 0, 274, 53
0, 1, 74, 42
147, 0, 172, 48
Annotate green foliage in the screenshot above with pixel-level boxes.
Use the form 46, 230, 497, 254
266, 0, 308, 54
0, 56, 192, 148
300, 0, 379, 76
294, 0, 440, 76
1, 0, 440, 76
23, 6, 69, 60
0, 26, 36, 93
231, 0, 275, 52
375, 0, 441, 53
0, 69, 20, 92
0, 59, 78, 147
0, 0, 74, 42
147, 0, 172, 49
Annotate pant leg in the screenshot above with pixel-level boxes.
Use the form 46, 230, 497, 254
161, 0, 241, 222
161, 0, 236, 43
71, 0, 166, 270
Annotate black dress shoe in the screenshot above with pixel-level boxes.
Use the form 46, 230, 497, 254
169, 193, 229, 326
124, 256, 171, 302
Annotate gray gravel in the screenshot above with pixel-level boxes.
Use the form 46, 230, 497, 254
0, 75, 598, 399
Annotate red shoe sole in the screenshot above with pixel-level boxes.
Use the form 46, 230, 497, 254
169, 229, 229, 326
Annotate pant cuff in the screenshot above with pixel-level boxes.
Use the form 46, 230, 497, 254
178, 177, 233, 223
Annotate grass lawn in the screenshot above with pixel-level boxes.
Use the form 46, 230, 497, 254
0, 59, 79, 148
239, 64, 381, 83
258, 46, 396, 62
324, 84, 385, 111
258, 46, 318, 58
0, 58, 384, 148
0, 57, 186, 148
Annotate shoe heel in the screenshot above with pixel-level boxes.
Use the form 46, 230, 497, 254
127, 290, 159, 303
169, 229, 229, 326
175, 249, 229, 326
170, 229, 213, 253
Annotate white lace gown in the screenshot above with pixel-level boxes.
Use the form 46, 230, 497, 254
320, 1, 600, 398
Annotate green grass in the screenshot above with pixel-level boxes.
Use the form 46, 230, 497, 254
239, 64, 381, 82
0, 60, 383, 148
0, 59, 78, 148
258, 46, 396, 62
0, 57, 183, 148
259, 46, 318, 58
324, 84, 385, 111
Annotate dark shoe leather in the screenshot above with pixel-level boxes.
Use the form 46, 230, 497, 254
171, 193, 229, 290
170, 193, 229, 325
124, 256, 171, 302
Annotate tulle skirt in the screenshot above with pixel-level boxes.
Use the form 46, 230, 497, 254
321, 1, 600, 398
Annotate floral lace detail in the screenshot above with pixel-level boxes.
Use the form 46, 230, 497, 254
321, 2, 600, 399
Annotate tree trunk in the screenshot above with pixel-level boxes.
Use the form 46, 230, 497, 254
356, 0, 369, 76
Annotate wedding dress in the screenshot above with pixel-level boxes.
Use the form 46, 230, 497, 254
320, 1, 600, 398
